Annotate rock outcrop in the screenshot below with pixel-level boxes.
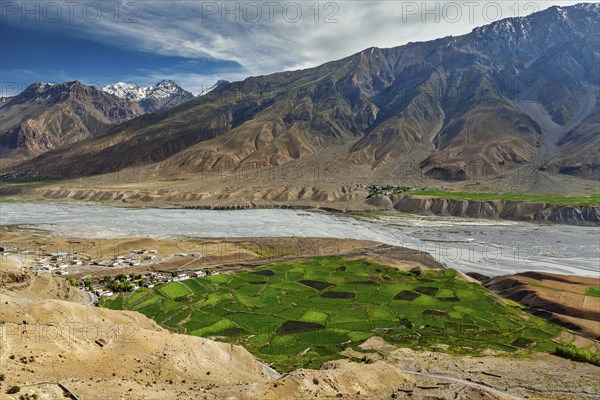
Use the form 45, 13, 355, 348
392, 196, 600, 226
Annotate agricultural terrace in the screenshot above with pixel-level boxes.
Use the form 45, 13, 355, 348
102, 257, 563, 372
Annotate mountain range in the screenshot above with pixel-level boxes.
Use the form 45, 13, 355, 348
0, 80, 193, 162
7, 3, 600, 183
101, 80, 195, 112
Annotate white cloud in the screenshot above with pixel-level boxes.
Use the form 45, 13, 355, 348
2, 0, 591, 93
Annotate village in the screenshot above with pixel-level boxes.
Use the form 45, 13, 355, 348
1, 245, 220, 300
88, 268, 218, 299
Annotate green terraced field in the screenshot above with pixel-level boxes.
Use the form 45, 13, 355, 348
158, 281, 192, 298
585, 287, 600, 298
408, 190, 600, 207
101, 257, 564, 372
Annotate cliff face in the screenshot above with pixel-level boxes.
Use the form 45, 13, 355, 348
386, 196, 600, 226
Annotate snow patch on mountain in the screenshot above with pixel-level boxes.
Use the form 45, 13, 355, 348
101, 82, 151, 102
146, 80, 184, 100
102, 80, 192, 102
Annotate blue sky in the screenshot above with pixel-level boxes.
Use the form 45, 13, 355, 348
0, 0, 589, 96
0, 24, 241, 94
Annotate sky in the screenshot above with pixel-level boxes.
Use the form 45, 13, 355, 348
0, 0, 593, 96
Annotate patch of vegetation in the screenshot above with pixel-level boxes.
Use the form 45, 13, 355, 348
364, 184, 600, 207
100, 274, 146, 293
299, 311, 329, 324
408, 190, 600, 207
158, 282, 192, 299
554, 344, 600, 366
126, 290, 152, 305
102, 257, 565, 372
103, 296, 124, 310
585, 287, 600, 298
131, 295, 161, 309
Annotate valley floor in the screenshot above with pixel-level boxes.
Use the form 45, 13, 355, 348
1, 166, 599, 224
0, 232, 598, 399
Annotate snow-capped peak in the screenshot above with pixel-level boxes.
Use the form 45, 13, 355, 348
146, 80, 185, 100
102, 82, 151, 102
102, 80, 190, 101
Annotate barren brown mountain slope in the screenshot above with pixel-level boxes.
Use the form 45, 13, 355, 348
0, 80, 195, 166
10, 4, 600, 185
0, 82, 144, 164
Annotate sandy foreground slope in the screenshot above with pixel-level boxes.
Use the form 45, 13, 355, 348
1, 240, 599, 399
